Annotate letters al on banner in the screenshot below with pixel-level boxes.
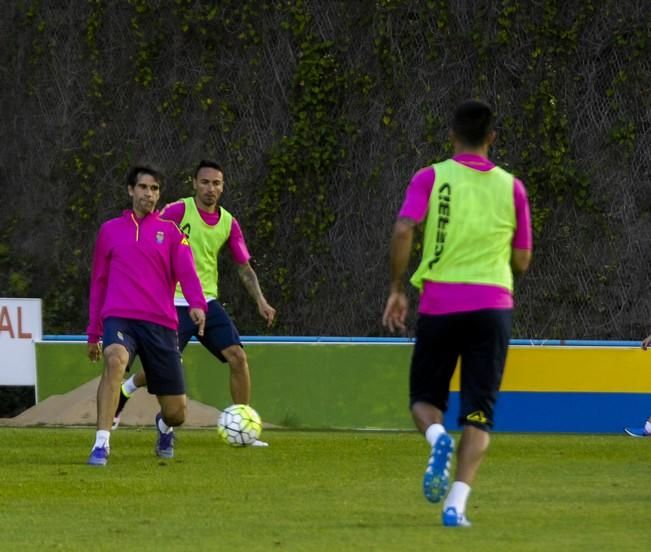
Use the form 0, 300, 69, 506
0, 298, 42, 386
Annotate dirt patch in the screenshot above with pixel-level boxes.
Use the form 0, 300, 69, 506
0, 377, 220, 427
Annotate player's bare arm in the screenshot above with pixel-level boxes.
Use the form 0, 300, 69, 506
237, 262, 276, 327
189, 307, 206, 336
382, 217, 417, 333
88, 342, 102, 362
642, 334, 651, 351
511, 248, 532, 273
388, 217, 417, 291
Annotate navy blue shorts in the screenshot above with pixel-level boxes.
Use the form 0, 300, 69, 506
177, 301, 242, 362
103, 317, 185, 395
409, 309, 512, 431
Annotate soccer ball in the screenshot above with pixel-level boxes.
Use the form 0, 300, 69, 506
217, 404, 262, 447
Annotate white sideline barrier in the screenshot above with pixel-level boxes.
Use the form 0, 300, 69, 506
0, 298, 42, 388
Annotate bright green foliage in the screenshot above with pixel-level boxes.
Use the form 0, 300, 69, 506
258, 3, 346, 248
1, 429, 651, 551
255, 1, 355, 306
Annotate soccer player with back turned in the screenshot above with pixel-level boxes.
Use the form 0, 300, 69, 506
382, 100, 532, 527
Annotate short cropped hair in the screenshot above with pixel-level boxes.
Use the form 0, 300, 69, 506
194, 160, 224, 179
126, 165, 164, 187
452, 100, 494, 148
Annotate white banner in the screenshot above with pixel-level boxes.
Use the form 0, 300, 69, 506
0, 298, 42, 385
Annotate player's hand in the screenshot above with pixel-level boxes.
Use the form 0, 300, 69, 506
88, 342, 102, 362
189, 308, 206, 337
642, 334, 651, 350
258, 300, 276, 328
382, 291, 408, 334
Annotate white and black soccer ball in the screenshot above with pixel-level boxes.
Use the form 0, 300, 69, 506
217, 404, 262, 447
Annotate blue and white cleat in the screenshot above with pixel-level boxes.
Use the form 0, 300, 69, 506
87, 446, 109, 466
624, 426, 651, 438
423, 433, 454, 503
155, 414, 175, 458
442, 506, 472, 527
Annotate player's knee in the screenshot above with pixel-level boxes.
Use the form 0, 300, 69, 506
103, 345, 128, 377
409, 398, 441, 413
459, 410, 494, 433
162, 404, 186, 427
226, 346, 248, 370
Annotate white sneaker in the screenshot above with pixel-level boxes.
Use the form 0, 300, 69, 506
251, 439, 269, 447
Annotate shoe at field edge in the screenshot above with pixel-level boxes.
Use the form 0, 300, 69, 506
442, 506, 472, 527
251, 439, 269, 447
87, 446, 109, 466
423, 433, 454, 503
155, 413, 175, 458
112, 383, 133, 430
624, 426, 651, 437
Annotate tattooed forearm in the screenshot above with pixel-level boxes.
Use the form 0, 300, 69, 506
238, 263, 264, 302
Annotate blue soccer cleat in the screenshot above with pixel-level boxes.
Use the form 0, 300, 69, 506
155, 413, 175, 458
87, 446, 109, 466
442, 506, 472, 527
423, 433, 454, 503
624, 426, 651, 438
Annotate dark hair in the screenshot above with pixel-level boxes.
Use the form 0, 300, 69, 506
194, 160, 224, 179
126, 165, 164, 187
452, 100, 494, 147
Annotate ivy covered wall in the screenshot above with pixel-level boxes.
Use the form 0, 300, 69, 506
1, 0, 649, 338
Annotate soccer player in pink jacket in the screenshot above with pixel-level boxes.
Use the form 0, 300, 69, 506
86, 165, 207, 466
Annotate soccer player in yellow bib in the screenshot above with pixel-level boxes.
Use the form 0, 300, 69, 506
113, 160, 276, 446
383, 100, 532, 527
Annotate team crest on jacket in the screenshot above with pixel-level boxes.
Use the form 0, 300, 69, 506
156, 231, 165, 244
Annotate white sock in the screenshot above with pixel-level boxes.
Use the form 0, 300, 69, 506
425, 423, 446, 447
93, 430, 110, 450
122, 375, 138, 395
157, 415, 173, 434
444, 481, 471, 514
644, 420, 651, 434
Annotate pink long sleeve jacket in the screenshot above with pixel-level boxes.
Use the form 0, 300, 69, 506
86, 210, 207, 343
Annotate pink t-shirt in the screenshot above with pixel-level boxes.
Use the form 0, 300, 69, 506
398, 153, 532, 315
161, 200, 251, 265
86, 210, 207, 343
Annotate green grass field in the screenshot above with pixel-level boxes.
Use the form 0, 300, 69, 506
1, 428, 650, 551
